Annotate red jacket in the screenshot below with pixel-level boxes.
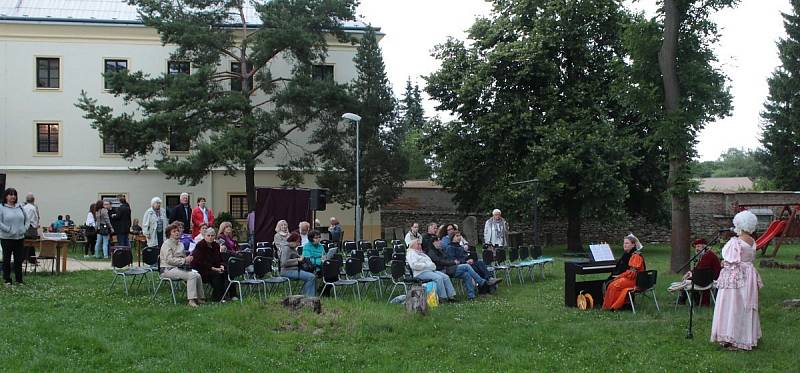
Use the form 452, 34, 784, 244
191, 207, 215, 237
697, 250, 722, 279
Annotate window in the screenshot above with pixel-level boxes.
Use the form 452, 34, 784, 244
167, 60, 190, 76
36, 57, 60, 89
312, 64, 334, 81
230, 62, 253, 92
99, 194, 127, 209
229, 194, 248, 220
104, 59, 128, 89
36, 123, 59, 153
164, 194, 186, 210
103, 136, 121, 154
169, 126, 190, 152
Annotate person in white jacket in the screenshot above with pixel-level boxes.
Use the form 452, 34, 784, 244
484, 209, 509, 247
406, 239, 457, 302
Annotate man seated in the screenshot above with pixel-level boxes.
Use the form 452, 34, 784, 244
427, 235, 500, 300
406, 239, 457, 303
51, 215, 65, 232
64, 215, 75, 227
668, 238, 722, 305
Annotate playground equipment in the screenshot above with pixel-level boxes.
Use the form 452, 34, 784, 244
736, 203, 800, 257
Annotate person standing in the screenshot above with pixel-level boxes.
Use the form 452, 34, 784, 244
404, 222, 422, 246
170, 192, 192, 234
0, 188, 29, 286
191, 197, 215, 238
94, 200, 114, 259
111, 196, 132, 247
484, 209, 509, 248
711, 211, 763, 351
22, 192, 40, 237
328, 217, 343, 243
84, 203, 97, 258
142, 197, 169, 249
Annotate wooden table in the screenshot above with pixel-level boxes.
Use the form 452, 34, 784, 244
25, 239, 69, 273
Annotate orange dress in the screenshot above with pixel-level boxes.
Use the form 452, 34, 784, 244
602, 253, 645, 310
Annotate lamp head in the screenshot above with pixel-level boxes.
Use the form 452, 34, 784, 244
342, 113, 362, 122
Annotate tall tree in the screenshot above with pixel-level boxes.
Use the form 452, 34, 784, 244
761, 0, 800, 190
425, 0, 641, 252
654, 0, 735, 271
399, 78, 432, 179
76, 0, 357, 211
283, 28, 408, 236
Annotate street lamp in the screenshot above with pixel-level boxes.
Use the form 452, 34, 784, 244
342, 113, 362, 243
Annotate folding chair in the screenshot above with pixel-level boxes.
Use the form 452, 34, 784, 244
628, 270, 660, 314
492, 248, 512, 285
373, 239, 387, 252
254, 256, 291, 297
320, 259, 360, 300
222, 256, 266, 304
347, 257, 381, 299
152, 264, 185, 305
108, 248, 150, 295
674, 268, 716, 310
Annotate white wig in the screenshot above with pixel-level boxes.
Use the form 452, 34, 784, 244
733, 210, 758, 236
151, 197, 162, 207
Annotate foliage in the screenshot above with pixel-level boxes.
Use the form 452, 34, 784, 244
76, 0, 358, 210
690, 148, 770, 179
282, 28, 408, 234
399, 78, 433, 180
3, 244, 799, 371
214, 211, 244, 239
761, 0, 800, 190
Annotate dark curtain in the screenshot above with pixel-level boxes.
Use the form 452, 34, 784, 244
254, 188, 312, 243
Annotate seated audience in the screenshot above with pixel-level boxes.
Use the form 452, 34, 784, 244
421, 222, 438, 252
51, 215, 65, 232
427, 235, 500, 300
64, 215, 75, 227
668, 238, 722, 306
130, 218, 143, 236
159, 222, 205, 307
274, 220, 290, 248
193, 223, 209, 243
302, 230, 325, 269
218, 221, 240, 254
602, 234, 645, 310
191, 228, 234, 302
438, 224, 455, 247
445, 231, 492, 280
298, 221, 311, 245
280, 232, 316, 296
406, 239, 457, 302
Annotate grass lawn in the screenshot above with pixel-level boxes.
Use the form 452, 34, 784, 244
1, 243, 799, 372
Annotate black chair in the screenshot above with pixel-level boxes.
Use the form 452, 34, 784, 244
253, 256, 291, 297
385, 260, 431, 302
320, 239, 331, 247
255, 247, 275, 259
373, 240, 387, 252
222, 256, 266, 304
392, 243, 407, 253
390, 239, 403, 247
628, 270, 660, 314
490, 248, 512, 285
255, 241, 273, 249
349, 249, 365, 262
320, 259, 360, 300
391, 252, 405, 262
366, 248, 380, 259
359, 241, 372, 251
382, 247, 393, 268
674, 268, 716, 309
108, 248, 150, 295
367, 255, 392, 291
342, 241, 357, 253
346, 257, 381, 299
238, 243, 252, 252
152, 262, 185, 305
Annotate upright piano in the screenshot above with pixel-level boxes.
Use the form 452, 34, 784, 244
564, 260, 617, 307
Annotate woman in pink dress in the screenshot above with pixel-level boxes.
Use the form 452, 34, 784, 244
710, 210, 763, 350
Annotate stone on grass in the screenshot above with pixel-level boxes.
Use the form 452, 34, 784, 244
281, 295, 322, 314
405, 286, 428, 315
784, 299, 800, 308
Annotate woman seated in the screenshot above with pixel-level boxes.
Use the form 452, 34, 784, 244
191, 227, 235, 302
217, 221, 240, 254
159, 222, 205, 307
274, 220, 290, 249
280, 232, 317, 296
130, 218, 143, 236
193, 223, 209, 243
302, 230, 325, 270
407, 239, 457, 302
602, 234, 645, 310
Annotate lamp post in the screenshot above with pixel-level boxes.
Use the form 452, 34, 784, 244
342, 113, 362, 243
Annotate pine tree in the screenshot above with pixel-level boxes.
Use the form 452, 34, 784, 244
399, 78, 432, 179
761, 0, 800, 190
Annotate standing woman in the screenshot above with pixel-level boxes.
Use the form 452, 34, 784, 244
191, 197, 215, 238
602, 234, 645, 310
94, 200, 114, 259
84, 202, 97, 258
142, 197, 169, 249
404, 222, 422, 246
273, 220, 290, 248
0, 188, 29, 286
111, 196, 132, 247
711, 210, 763, 351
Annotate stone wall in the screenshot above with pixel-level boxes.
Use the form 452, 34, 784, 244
381, 188, 800, 245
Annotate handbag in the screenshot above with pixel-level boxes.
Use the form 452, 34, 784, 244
25, 226, 39, 239
97, 223, 110, 236
299, 257, 316, 273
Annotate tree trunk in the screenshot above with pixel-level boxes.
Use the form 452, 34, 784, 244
359, 204, 366, 242
565, 199, 582, 253
659, 0, 690, 272
245, 161, 256, 215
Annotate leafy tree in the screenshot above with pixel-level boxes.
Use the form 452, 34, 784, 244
761, 0, 800, 190
76, 0, 357, 210
689, 148, 769, 179
399, 78, 432, 179
655, 0, 735, 271
283, 28, 408, 236
425, 0, 643, 252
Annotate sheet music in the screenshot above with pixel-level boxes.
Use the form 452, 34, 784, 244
589, 243, 614, 262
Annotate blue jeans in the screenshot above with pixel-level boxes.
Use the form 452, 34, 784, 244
283, 269, 316, 296
455, 264, 486, 299
116, 233, 130, 247
95, 234, 109, 258
416, 271, 456, 299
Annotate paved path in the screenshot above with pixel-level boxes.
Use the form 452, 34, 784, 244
64, 258, 111, 271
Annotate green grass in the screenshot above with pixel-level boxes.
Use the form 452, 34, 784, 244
2, 244, 799, 372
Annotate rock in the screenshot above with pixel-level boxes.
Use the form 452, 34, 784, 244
783, 299, 800, 308
404, 286, 428, 315
281, 295, 322, 314
760, 259, 800, 269
462, 216, 478, 245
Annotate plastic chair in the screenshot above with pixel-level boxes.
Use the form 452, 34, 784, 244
320, 259, 360, 300
347, 257, 380, 299
108, 248, 150, 295
628, 270, 660, 314
254, 256, 291, 297
222, 256, 266, 304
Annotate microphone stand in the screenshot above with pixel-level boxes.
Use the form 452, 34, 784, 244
677, 230, 722, 339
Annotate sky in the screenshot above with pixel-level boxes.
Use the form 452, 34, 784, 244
357, 0, 793, 162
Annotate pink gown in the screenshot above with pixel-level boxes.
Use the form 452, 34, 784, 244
710, 237, 763, 350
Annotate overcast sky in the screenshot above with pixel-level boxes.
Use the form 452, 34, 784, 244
357, 0, 793, 161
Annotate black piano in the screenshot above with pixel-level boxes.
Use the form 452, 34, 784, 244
564, 260, 617, 307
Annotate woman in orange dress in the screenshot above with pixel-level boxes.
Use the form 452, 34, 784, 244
603, 234, 645, 310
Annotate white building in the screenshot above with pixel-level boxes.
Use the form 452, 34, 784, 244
0, 0, 381, 239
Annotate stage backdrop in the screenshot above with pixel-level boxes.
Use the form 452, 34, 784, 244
254, 188, 312, 243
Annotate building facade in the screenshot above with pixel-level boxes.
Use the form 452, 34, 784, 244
0, 1, 381, 239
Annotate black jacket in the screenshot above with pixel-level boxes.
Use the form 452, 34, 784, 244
425, 245, 457, 276
170, 203, 192, 234
111, 203, 132, 235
